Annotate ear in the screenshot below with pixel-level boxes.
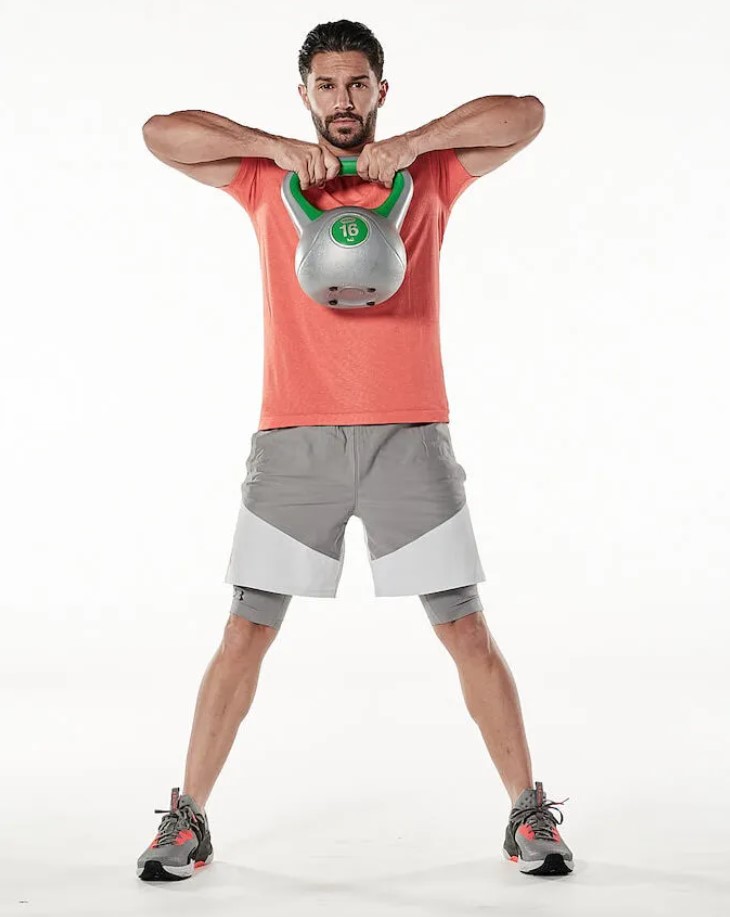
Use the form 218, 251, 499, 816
378, 79, 389, 108
298, 84, 310, 111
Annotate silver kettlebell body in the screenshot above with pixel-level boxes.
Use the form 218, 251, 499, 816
281, 157, 413, 309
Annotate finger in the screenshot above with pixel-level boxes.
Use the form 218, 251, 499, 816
367, 154, 382, 181
356, 150, 370, 181
305, 157, 317, 190
326, 156, 341, 182
382, 167, 396, 189
312, 154, 327, 188
298, 165, 310, 190
322, 150, 340, 182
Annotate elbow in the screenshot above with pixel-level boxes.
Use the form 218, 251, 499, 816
142, 114, 171, 151
522, 94, 544, 112
142, 114, 166, 135
522, 95, 545, 132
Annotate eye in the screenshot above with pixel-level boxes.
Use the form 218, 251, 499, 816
319, 83, 334, 90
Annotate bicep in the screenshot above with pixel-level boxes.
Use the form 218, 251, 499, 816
146, 152, 243, 188
455, 128, 542, 177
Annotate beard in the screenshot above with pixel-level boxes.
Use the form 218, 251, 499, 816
312, 107, 378, 150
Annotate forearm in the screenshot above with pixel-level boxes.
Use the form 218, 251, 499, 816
142, 109, 285, 163
404, 95, 543, 155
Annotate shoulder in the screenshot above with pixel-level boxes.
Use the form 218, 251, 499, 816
219, 156, 285, 211
407, 148, 478, 208
220, 156, 283, 191
409, 148, 473, 181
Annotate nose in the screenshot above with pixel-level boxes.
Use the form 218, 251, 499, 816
333, 86, 354, 112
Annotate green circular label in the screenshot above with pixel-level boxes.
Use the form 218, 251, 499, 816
330, 214, 369, 247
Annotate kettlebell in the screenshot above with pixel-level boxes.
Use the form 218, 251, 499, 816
281, 156, 413, 309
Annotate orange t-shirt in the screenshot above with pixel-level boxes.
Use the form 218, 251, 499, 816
220, 148, 477, 430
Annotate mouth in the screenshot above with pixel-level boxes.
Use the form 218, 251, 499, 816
332, 118, 359, 126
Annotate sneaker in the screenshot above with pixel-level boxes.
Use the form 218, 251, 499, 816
502, 781, 573, 875
137, 787, 214, 881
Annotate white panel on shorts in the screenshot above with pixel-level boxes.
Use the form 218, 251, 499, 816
225, 503, 345, 598
368, 503, 485, 597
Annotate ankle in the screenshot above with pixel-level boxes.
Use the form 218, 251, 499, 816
509, 782, 533, 806
181, 788, 208, 814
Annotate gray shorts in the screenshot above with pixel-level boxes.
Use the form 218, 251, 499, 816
224, 422, 485, 601
231, 582, 484, 629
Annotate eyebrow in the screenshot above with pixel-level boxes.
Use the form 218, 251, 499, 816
314, 74, 370, 82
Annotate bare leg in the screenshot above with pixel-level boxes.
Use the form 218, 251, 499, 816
182, 613, 278, 809
434, 611, 533, 805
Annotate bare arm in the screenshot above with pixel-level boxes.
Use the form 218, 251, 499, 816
406, 95, 545, 177
142, 110, 340, 188
356, 94, 545, 185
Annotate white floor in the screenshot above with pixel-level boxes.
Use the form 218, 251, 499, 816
4, 779, 730, 917
8, 850, 730, 917
4, 626, 729, 917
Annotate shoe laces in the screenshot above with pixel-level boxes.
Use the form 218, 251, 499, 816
153, 798, 200, 846
511, 794, 569, 840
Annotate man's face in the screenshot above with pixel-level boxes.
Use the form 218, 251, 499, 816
299, 51, 387, 151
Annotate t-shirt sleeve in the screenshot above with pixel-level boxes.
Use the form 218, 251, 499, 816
219, 156, 268, 214
431, 147, 479, 211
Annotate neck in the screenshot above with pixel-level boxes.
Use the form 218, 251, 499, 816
318, 135, 376, 158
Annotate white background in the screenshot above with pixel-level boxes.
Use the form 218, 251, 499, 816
2, 0, 729, 914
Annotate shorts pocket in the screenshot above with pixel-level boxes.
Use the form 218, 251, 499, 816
426, 423, 467, 481
242, 431, 270, 485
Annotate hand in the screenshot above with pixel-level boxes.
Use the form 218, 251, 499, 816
356, 135, 417, 188
272, 139, 341, 190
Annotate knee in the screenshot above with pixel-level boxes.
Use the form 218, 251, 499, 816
220, 613, 278, 663
435, 610, 495, 660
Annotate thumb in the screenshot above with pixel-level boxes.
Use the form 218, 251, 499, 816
356, 153, 369, 180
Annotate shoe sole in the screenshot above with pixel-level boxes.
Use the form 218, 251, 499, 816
137, 853, 213, 881
502, 848, 573, 875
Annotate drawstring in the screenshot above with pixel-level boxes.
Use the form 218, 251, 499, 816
511, 794, 569, 840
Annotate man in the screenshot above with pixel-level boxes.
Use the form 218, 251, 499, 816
139, 19, 573, 881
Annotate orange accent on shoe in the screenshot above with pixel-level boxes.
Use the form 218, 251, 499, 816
509, 855, 518, 862
150, 835, 160, 848
194, 860, 207, 869
175, 829, 195, 846
552, 828, 561, 841
518, 824, 535, 841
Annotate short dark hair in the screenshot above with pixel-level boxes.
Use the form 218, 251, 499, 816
298, 20, 385, 84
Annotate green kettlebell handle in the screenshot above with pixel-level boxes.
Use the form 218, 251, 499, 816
338, 159, 360, 177
285, 156, 406, 223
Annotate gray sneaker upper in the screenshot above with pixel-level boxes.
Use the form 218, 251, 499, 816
508, 781, 573, 862
137, 789, 209, 870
